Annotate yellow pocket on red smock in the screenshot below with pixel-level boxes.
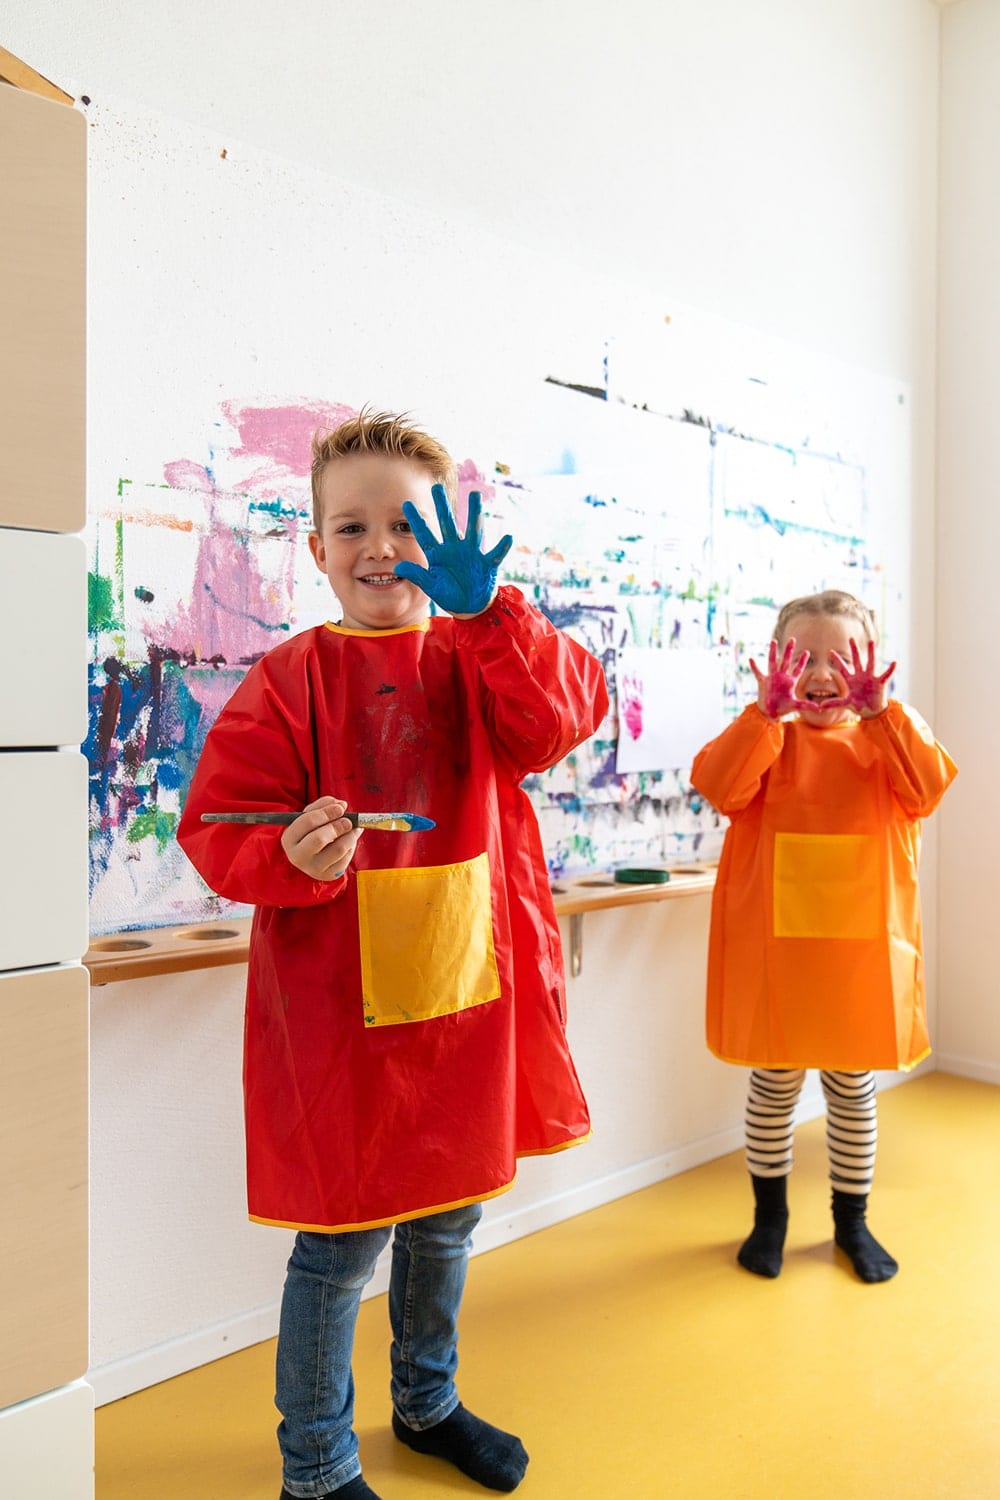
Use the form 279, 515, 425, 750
356, 852, 501, 1026
772, 832, 881, 940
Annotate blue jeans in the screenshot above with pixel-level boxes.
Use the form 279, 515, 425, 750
276, 1201, 483, 1497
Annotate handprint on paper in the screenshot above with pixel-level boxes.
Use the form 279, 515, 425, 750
620, 672, 644, 741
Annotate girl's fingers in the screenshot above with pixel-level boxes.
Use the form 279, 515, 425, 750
792, 650, 808, 678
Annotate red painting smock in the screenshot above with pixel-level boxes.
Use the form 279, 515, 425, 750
690, 700, 957, 1072
177, 585, 608, 1233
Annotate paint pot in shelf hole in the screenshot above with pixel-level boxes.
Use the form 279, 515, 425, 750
613, 868, 670, 885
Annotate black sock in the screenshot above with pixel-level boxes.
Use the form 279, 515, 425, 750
280, 1476, 381, 1500
832, 1189, 899, 1283
738, 1173, 789, 1278
393, 1403, 528, 1492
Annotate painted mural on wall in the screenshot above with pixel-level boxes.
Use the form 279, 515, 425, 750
79, 94, 907, 935
86, 339, 900, 934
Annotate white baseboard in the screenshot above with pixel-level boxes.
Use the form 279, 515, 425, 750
88, 1303, 284, 1408
933, 1054, 1000, 1086
88, 1128, 750, 1408
88, 1076, 939, 1409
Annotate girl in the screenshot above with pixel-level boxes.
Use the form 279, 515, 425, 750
690, 590, 956, 1281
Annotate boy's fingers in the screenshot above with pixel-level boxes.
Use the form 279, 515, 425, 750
485, 533, 513, 568
393, 559, 430, 587
401, 499, 438, 553
430, 484, 460, 542
465, 489, 483, 542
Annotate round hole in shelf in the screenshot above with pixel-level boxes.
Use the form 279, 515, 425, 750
174, 926, 243, 942
575, 878, 616, 887
91, 938, 154, 952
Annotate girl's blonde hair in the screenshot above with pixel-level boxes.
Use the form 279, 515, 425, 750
310, 408, 457, 529
775, 589, 877, 644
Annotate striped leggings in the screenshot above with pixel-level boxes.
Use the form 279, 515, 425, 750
745, 1068, 878, 1195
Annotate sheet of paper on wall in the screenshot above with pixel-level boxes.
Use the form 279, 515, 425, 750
615, 647, 727, 774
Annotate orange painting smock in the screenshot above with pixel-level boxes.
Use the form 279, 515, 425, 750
690, 700, 957, 1072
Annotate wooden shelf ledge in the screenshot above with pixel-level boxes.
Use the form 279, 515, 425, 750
84, 865, 717, 984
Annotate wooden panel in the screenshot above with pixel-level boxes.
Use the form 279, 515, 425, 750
82, 867, 718, 983
0, 1381, 93, 1499
0, 752, 89, 970
0, 967, 89, 1409
0, 49, 75, 106
0, 86, 85, 533
0, 532, 87, 747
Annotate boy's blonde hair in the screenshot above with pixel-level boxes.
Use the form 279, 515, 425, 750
310, 408, 458, 529
775, 589, 878, 645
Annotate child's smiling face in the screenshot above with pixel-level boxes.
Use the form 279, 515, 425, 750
779, 612, 869, 727
309, 453, 436, 631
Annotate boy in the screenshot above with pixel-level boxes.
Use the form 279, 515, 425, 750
178, 410, 608, 1499
690, 590, 956, 1283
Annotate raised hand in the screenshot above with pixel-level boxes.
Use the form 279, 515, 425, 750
749, 638, 810, 720
829, 637, 896, 718
393, 484, 513, 617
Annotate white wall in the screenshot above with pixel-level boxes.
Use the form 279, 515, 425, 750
935, 0, 1000, 1083
5, 0, 950, 1398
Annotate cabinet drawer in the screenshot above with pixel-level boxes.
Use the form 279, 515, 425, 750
0, 87, 85, 534
0, 531, 87, 747
0, 1380, 93, 1498
0, 751, 88, 970
0, 965, 89, 1409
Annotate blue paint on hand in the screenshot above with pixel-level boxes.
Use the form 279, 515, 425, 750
394, 485, 513, 616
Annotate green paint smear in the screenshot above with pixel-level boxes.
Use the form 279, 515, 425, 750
126, 808, 178, 851
88, 571, 121, 633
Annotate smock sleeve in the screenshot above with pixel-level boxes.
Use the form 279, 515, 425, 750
689, 702, 785, 815
452, 585, 609, 775
176, 655, 349, 910
860, 699, 958, 818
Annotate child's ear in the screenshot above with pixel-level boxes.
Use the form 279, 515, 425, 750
308, 531, 325, 570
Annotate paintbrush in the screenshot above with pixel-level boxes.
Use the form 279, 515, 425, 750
200, 810, 435, 832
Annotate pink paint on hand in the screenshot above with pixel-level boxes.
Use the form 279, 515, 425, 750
750, 638, 809, 720
831, 639, 896, 716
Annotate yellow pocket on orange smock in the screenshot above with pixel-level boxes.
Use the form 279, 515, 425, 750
772, 832, 881, 940
356, 852, 501, 1026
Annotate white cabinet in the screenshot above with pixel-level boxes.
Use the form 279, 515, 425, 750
0, 1383, 94, 1499
0, 752, 89, 972
0, 532, 87, 747
0, 74, 92, 1499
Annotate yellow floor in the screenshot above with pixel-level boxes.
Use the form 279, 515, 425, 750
96, 1073, 1000, 1499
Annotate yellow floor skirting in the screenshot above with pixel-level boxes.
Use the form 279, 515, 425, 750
96, 1072, 1000, 1498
